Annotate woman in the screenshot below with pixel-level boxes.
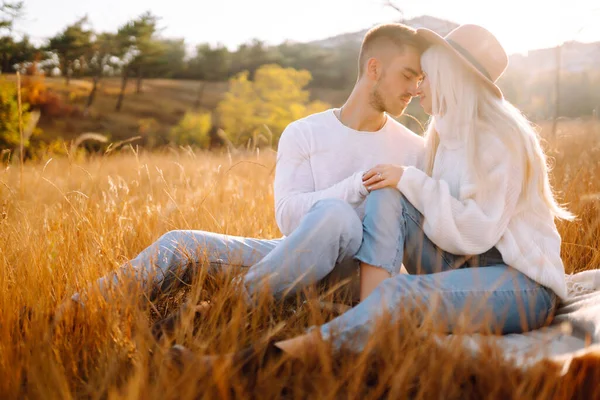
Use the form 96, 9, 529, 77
174, 24, 574, 368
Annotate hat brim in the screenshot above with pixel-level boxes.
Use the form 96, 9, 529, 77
416, 28, 503, 99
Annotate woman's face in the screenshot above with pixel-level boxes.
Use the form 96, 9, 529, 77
416, 75, 432, 115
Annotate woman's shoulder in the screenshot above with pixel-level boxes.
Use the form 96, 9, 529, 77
478, 130, 510, 154
472, 132, 516, 175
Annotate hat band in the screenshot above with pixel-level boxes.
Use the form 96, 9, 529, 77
446, 39, 492, 81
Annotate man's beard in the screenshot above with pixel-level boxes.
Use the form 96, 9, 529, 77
369, 82, 387, 114
369, 80, 408, 117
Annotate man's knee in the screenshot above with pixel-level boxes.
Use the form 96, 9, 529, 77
155, 230, 200, 261
158, 230, 185, 245
364, 188, 410, 219
366, 188, 403, 206
158, 230, 208, 250
311, 198, 362, 244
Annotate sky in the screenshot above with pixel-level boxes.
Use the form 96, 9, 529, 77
12, 0, 600, 55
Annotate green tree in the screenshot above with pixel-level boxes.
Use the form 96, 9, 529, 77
128, 12, 163, 94
0, 1, 23, 32
84, 32, 118, 113
114, 11, 161, 111
189, 43, 231, 81
150, 38, 186, 78
276, 41, 335, 87
0, 1, 26, 73
217, 64, 329, 147
0, 35, 37, 73
47, 16, 93, 86
187, 43, 231, 109
230, 39, 281, 78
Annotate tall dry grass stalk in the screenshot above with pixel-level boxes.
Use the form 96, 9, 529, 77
16, 71, 24, 197
0, 121, 599, 398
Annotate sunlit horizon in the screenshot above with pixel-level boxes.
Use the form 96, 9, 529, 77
13, 0, 600, 55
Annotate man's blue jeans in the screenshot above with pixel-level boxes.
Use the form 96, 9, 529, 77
72, 199, 363, 304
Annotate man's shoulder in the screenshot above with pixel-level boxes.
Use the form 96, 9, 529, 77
278, 109, 335, 148
286, 109, 334, 133
386, 117, 425, 145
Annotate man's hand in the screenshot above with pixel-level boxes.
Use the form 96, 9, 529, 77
362, 164, 405, 192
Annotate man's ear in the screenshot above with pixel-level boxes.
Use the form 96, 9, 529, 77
366, 57, 381, 81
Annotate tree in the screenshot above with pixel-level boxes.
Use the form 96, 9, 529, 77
114, 11, 160, 111
133, 37, 163, 94
276, 42, 332, 84
0, 35, 15, 72
327, 41, 360, 89
85, 32, 118, 113
187, 43, 231, 109
230, 39, 281, 78
0, 35, 37, 73
189, 43, 231, 81
217, 64, 329, 147
10, 35, 37, 68
128, 12, 162, 94
150, 38, 186, 78
47, 16, 93, 86
0, 1, 26, 73
0, 1, 23, 33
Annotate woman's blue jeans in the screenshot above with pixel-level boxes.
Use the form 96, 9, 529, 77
317, 188, 558, 352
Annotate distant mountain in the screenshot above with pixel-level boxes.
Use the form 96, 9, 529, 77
307, 15, 459, 49
306, 15, 599, 75
510, 41, 600, 73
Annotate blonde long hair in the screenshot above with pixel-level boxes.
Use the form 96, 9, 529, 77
420, 45, 574, 221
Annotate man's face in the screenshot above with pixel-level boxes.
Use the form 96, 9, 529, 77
369, 46, 423, 117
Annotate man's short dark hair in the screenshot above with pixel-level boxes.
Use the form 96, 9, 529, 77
358, 23, 426, 77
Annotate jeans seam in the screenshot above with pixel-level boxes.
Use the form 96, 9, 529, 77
427, 286, 549, 295
400, 206, 456, 270
389, 206, 408, 275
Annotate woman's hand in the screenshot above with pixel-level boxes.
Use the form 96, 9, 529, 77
362, 165, 405, 192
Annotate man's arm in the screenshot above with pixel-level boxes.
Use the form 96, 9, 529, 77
273, 123, 368, 236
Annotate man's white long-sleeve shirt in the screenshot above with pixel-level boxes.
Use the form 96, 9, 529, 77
274, 109, 425, 236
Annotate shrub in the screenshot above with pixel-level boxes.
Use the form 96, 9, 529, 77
0, 77, 33, 149
168, 111, 212, 148
217, 64, 330, 147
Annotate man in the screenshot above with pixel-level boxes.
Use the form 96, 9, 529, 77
65, 22, 426, 329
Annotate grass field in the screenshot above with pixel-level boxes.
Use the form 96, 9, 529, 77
0, 118, 599, 398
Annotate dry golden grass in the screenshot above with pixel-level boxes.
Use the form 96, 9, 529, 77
0, 120, 599, 399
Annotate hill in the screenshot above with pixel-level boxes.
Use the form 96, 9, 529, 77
308, 15, 459, 48
2, 75, 350, 146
